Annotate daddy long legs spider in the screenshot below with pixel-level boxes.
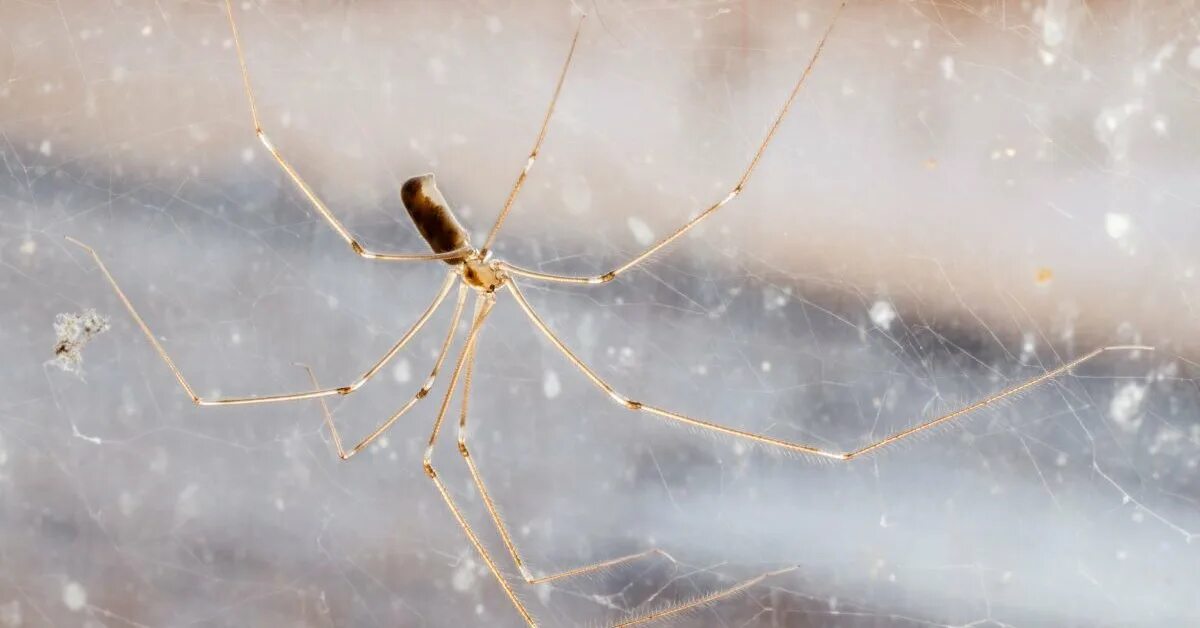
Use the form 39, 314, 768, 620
64, 1, 1151, 625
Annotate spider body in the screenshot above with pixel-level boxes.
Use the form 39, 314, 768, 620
400, 173, 507, 293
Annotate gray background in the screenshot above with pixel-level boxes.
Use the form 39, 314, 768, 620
2, 1, 1199, 626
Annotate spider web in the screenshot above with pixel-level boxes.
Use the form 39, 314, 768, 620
2, 0, 1199, 626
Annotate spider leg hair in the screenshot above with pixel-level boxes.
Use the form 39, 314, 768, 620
612, 565, 799, 627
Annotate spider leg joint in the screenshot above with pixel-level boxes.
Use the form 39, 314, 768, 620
518, 565, 534, 583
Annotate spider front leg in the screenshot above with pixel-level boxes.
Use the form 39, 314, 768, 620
498, 4, 843, 287
222, 0, 468, 263
66, 235, 460, 407
478, 15, 585, 255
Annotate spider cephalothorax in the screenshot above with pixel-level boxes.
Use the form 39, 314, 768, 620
460, 253, 506, 293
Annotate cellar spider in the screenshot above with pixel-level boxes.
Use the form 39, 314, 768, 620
63, 1, 1153, 625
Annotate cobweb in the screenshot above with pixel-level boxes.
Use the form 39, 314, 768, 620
2, 0, 1199, 626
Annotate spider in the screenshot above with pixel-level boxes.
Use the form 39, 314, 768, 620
64, 1, 1151, 625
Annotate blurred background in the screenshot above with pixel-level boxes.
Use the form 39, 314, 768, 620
2, 0, 1199, 626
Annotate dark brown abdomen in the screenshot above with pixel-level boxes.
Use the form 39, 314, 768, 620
401, 174, 470, 264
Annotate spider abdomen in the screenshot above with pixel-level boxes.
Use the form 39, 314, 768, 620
401, 174, 470, 264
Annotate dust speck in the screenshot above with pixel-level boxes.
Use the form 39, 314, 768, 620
393, 358, 412, 383
869, 300, 896, 331
1152, 115, 1169, 136
1019, 332, 1037, 363
626, 217, 654, 246
1109, 382, 1146, 433
542, 369, 561, 399
1105, 212, 1131, 240
51, 309, 111, 375
62, 581, 87, 612
939, 55, 955, 80
452, 557, 477, 591
1042, 16, 1065, 47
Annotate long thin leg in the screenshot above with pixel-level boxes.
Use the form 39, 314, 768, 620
498, 3, 844, 286
65, 236, 457, 406
451, 297, 809, 626
299, 283, 467, 460
509, 280, 1152, 460
420, 295, 539, 625
479, 16, 586, 256
430, 294, 837, 627
454, 315, 675, 585
223, 0, 469, 263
